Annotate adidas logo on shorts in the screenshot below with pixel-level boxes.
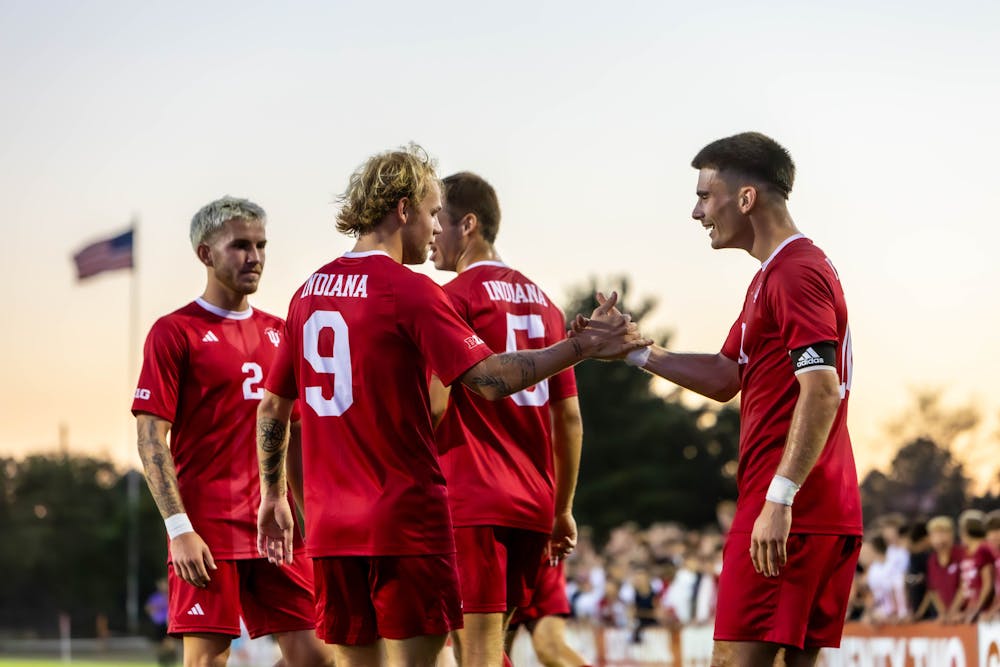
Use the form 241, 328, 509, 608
186, 603, 206, 616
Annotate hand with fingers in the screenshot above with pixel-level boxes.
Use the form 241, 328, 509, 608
257, 494, 295, 566
572, 291, 652, 360
549, 511, 578, 566
749, 501, 792, 578
170, 532, 217, 588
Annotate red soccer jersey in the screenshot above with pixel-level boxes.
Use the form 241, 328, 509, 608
720, 235, 862, 535
132, 299, 302, 560
435, 261, 578, 532
958, 542, 995, 608
264, 251, 493, 557
927, 545, 963, 610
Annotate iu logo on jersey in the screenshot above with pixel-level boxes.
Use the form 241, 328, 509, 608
265, 328, 281, 347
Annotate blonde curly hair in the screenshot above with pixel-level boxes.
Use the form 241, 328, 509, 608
336, 143, 439, 237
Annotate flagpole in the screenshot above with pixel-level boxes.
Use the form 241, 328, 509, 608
125, 214, 140, 635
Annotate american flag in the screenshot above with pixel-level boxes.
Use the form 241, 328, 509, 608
73, 227, 134, 280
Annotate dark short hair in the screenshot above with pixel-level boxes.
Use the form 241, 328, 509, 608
870, 534, 888, 555
691, 132, 795, 199
441, 171, 501, 244
986, 510, 1000, 532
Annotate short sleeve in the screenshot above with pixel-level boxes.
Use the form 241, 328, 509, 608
132, 317, 186, 422
398, 275, 493, 386
264, 317, 300, 400
767, 262, 838, 351
720, 317, 742, 361
976, 544, 994, 570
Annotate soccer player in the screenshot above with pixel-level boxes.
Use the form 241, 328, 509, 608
602, 133, 863, 666
428, 171, 583, 667
255, 145, 648, 667
133, 197, 333, 667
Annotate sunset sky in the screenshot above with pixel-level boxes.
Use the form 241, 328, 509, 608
1, 1, 998, 486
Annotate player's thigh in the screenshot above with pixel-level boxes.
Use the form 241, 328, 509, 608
711, 640, 779, 667
238, 557, 317, 639
313, 556, 380, 646
383, 633, 449, 667
496, 527, 550, 611
273, 628, 335, 667
454, 526, 509, 614
531, 616, 569, 666
331, 642, 381, 667
453, 612, 505, 667
371, 553, 463, 641
167, 561, 242, 638
182, 633, 232, 667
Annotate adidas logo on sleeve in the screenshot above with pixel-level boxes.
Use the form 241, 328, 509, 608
796, 347, 824, 368
791, 343, 836, 374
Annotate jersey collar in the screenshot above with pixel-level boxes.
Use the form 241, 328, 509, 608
760, 233, 805, 271
462, 260, 507, 272
342, 250, 392, 259
195, 297, 253, 320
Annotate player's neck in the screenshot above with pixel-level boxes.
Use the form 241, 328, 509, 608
457, 242, 500, 273
748, 211, 800, 264
353, 230, 403, 263
201, 283, 250, 313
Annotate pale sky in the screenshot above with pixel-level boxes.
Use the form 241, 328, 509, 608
1, 1, 998, 485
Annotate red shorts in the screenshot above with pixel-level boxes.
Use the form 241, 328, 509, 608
714, 532, 861, 649
454, 526, 549, 614
313, 554, 463, 645
167, 557, 316, 639
511, 558, 570, 626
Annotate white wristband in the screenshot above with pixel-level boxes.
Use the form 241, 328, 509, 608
625, 347, 651, 368
765, 475, 800, 506
164, 513, 194, 540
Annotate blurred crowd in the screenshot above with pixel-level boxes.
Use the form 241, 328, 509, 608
561, 503, 1000, 640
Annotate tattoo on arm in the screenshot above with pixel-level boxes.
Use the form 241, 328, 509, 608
257, 417, 289, 493
466, 351, 542, 397
136, 418, 184, 518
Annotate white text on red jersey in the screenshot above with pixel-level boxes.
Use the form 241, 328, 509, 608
481, 281, 548, 306
300, 273, 369, 299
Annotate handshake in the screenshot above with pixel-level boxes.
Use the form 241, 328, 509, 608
569, 291, 653, 364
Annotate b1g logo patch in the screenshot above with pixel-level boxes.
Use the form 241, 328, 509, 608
464, 335, 485, 349
265, 328, 281, 347
134, 388, 151, 400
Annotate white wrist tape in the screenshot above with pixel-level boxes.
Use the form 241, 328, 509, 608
625, 347, 651, 368
164, 513, 194, 539
765, 475, 800, 506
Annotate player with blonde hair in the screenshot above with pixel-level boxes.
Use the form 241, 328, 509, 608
256, 145, 649, 667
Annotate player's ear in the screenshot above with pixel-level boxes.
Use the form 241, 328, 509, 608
196, 244, 213, 267
738, 186, 757, 214
396, 197, 411, 224
462, 213, 478, 237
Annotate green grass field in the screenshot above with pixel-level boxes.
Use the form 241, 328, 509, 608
0, 660, 156, 666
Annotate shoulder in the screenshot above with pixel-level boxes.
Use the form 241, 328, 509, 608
251, 306, 285, 328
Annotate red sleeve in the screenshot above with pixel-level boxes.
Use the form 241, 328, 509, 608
131, 317, 186, 422
767, 261, 838, 351
720, 317, 742, 361
264, 316, 299, 400
977, 544, 995, 569
399, 275, 493, 386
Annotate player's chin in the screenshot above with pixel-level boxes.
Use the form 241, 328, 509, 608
238, 276, 261, 293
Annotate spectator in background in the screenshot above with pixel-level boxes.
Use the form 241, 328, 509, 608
144, 578, 177, 667
986, 510, 1000, 620
597, 580, 628, 628
949, 510, 995, 623
861, 535, 908, 623
879, 513, 911, 580
915, 516, 963, 620
904, 521, 932, 620
627, 568, 659, 643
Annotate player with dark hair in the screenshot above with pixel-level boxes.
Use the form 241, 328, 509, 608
596, 132, 863, 666
132, 196, 333, 667
429, 171, 583, 666
255, 146, 649, 667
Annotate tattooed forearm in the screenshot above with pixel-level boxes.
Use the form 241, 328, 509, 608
136, 416, 185, 518
257, 417, 289, 493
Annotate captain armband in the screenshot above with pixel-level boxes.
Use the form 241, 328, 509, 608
789, 341, 837, 375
